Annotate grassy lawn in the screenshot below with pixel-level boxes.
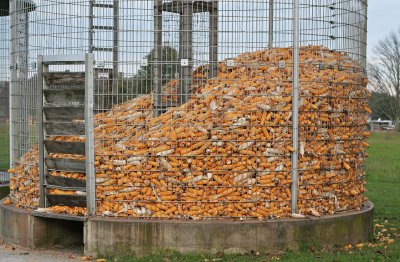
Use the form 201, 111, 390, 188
0, 122, 37, 171
0, 122, 9, 171
106, 132, 400, 262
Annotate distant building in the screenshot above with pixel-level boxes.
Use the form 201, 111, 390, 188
369, 119, 396, 131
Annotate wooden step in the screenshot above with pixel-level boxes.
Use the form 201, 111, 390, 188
44, 106, 84, 121
46, 194, 87, 208
44, 140, 85, 155
44, 121, 85, 136
43, 72, 85, 85
46, 158, 86, 173
46, 174, 86, 188
44, 88, 85, 106
32, 211, 86, 221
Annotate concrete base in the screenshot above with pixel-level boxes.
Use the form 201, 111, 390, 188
84, 202, 374, 257
0, 200, 83, 249
0, 199, 374, 257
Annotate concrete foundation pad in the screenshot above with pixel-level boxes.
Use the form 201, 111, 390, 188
84, 202, 374, 257
0, 199, 374, 257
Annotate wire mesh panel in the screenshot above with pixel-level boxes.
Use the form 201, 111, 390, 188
9, 0, 88, 209
295, 0, 369, 215
7, 0, 369, 220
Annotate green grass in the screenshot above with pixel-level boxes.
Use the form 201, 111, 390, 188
105, 132, 400, 262
365, 132, 400, 228
0, 122, 9, 171
0, 122, 37, 171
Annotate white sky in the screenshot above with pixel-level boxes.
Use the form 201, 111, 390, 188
367, 0, 400, 60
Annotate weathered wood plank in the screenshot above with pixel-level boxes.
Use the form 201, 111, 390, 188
46, 194, 87, 207
44, 88, 85, 106
44, 106, 84, 121
43, 72, 85, 85
44, 140, 85, 155
46, 174, 86, 188
31, 211, 86, 221
46, 158, 86, 173
44, 121, 85, 136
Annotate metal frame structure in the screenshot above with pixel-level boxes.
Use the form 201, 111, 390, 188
291, 0, 300, 214
37, 54, 95, 215
153, 0, 218, 114
89, 0, 120, 106
8, 0, 369, 220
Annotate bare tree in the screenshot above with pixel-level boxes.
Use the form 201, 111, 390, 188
368, 27, 400, 127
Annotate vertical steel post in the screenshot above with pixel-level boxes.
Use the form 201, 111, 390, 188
291, 0, 300, 214
37, 55, 46, 208
360, 0, 368, 67
209, 1, 218, 78
88, 0, 93, 53
268, 0, 274, 49
9, 0, 16, 166
153, 0, 163, 116
85, 53, 96, 216
112, 0, 119, 104
179, 1, 193, 105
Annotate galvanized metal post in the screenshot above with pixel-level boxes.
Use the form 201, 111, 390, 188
179, 0, 193, 105
37, 55, 47, 208
209, 1, 218, 78
112, 0, 119, 104
9, 0, 16, 166
291, 0, 300, 214
85, 53, 96, 216
153, 0, 163, 116
268, 0, 274, 49
88, 0, 93, 53
360, 0, 368, 67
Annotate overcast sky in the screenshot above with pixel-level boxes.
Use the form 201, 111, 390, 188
1, 0, 399, 81
367, 0, 400, 60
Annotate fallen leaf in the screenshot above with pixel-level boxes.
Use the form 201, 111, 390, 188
355, 243, 364, 249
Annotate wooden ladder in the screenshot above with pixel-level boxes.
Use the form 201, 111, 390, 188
37, 54, 96, 218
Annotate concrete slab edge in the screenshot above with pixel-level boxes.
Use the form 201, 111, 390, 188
0, 198, 374, 257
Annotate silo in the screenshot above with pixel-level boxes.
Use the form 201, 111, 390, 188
5, 0, 372, 255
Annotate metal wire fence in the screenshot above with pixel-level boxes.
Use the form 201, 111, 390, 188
8, 0, 369, 220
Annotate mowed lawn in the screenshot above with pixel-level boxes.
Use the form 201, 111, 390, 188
0, 122, 36, 171
366, 132, 400, 229
109, 132, 400, 262
0, 122, 9, 171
